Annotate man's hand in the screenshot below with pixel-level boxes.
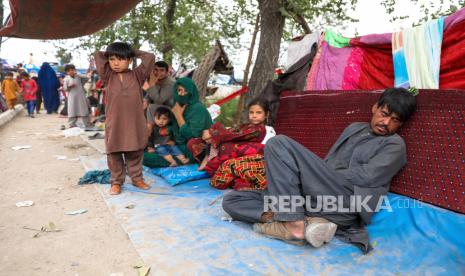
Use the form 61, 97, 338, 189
148, 71, 160, 86
147, 147, 156, 153
166, 140, 175, 146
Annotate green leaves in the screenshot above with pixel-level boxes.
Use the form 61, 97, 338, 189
381, 0, 465, 25
77, 0, 250, 65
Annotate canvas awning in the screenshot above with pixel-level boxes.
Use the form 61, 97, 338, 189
0, 0, 141, 39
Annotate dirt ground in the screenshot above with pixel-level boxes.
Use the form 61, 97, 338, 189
0, 110, 143, 276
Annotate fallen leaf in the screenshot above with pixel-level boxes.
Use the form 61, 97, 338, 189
49, 222, 56, 230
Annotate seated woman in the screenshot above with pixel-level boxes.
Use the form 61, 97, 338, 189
143, 77, 213, 168
190, 99, 276, 190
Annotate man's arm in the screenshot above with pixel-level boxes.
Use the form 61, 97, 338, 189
338, 137, 407, 188
157, 79, 175, 107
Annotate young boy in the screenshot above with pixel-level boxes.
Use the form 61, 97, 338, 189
63, 64, 91, 128
147, 106, 189, 167
1, 72, 20, 109
95, 42, 155, 195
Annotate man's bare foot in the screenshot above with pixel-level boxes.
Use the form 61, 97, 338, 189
169, 162, 178, 167
282, 220, 305, 240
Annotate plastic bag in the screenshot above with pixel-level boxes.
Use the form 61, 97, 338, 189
149, 164, 209, 186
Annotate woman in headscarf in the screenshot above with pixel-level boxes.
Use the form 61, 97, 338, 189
38, 62, 60, 114
143, 77, 213, 168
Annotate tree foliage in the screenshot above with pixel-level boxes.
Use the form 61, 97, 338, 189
77, 0, 252, 65
381, 0, 465, 25
55, 47, 72, 65
281, 0, 359, 38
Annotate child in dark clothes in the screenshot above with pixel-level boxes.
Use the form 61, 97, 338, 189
147, 106, 189, 167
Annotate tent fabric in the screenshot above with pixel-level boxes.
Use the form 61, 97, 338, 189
355, 42, 394, 89
324, 29, 351, 48
392, 17, 445, 89
439, 18, 465, 89
304, 33, 324, 90
0, 0, 141, 39
275, 89, 465, 214
313, 41, 352, 90
284, 32, 320, 70
304, 7, 465, 91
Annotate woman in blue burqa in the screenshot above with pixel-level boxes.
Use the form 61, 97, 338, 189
38, 62, 61, 114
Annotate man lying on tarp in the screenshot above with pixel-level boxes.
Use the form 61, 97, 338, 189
222, 88, 417, 253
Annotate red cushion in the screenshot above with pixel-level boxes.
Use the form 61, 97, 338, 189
275, 89, 465, 214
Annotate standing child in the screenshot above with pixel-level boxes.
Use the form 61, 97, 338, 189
95, 42, 155, 195
63, 64, 91, 128
147, 106, 190, 167
1, 72, 20, 109
19, 72, 38, 118
31, 75, 43, 114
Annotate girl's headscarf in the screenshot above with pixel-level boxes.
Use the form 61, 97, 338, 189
173, 77, 200, 106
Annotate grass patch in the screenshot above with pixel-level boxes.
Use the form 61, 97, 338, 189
207, 98, 239, 127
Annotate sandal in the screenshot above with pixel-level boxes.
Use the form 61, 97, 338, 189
88, 133, 104, 140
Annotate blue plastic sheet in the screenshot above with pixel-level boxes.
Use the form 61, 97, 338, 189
146, 164, 210, 186
81, 156, 465, 275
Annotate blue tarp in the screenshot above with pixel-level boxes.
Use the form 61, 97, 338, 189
81, 156, 465, 275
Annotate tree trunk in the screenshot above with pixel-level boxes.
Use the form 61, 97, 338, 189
235, 14, 260, 126
161, 0, 176, 64
284, 1, 311, 34
192, 41, 222, 101
244, 0, 285, 118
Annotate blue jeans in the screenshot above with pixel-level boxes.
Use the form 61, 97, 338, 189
26, 101, 35, 115
155, 145, 183, 156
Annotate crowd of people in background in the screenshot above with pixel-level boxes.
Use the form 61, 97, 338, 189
0, 45, 276, 198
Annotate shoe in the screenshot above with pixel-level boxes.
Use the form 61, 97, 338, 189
60, 125, 66, 130
109, 183, 122, 195
253, 221, 306, 246
132, 180, 150, 190
304, 217, 338, 248
88, 133, 104, 140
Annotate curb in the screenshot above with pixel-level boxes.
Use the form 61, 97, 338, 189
0, 105, 24, 128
